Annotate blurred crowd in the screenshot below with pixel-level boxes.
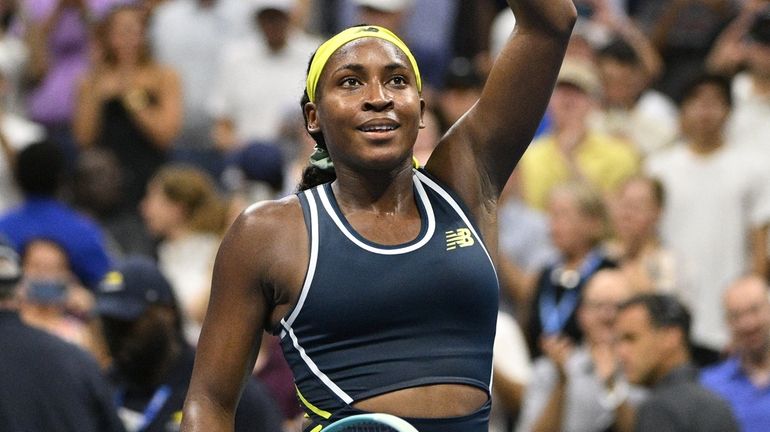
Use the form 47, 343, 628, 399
0, 0, 769, 431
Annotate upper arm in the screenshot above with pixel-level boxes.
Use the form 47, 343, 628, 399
426, 2, 576, 219
157, 67, 183, 136
183, 200, 301, 429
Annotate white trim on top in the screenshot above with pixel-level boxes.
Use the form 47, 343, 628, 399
317, 173, 436, 255
414, 171, 499, 287
285, 325, 354, 404
281, 189, 321, 338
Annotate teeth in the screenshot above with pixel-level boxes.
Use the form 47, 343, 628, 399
362, 125, 396, 132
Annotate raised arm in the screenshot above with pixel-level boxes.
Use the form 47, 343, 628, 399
181, 199, 303, 432
123, 67, 183, 150
427, 0, 576, 215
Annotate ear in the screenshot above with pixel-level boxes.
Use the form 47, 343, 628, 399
418, 98, 426, 129
304, 102, 321, 134
660, 326, 685, 353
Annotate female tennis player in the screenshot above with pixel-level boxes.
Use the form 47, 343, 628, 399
181, 1, 576, 431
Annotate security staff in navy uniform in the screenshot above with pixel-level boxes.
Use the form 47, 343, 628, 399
0, 235, 126, 432
95, 255, 282, 432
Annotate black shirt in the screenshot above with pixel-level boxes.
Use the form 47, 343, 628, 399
0, 310, 126, 432
112, 344, 282, 432
634, 364, 739, 432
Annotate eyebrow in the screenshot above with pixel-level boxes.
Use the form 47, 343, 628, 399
333, 62, 410, 75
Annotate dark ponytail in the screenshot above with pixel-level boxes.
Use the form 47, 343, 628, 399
297, 53, 336, 191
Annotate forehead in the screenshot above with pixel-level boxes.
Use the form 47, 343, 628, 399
325, 37, 411, 73
617, 305, 651, 331
726, 281, 769, 311
585, 274, 627, 302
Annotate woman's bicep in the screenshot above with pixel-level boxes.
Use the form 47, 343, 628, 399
183, 221, 270, 429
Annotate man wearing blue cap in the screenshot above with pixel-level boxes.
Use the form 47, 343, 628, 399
0, 235, 126, 432
95, 255, 282, 432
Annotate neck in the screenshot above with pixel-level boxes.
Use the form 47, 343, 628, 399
620, 236, 657, 260
165, 224, 192, 242
563, 246, 594, 269
740, 344, 770, 370
654, 349, 689, 385
332, 164, 415, 215
687, 134, 723, 155
752, 73, 770, 96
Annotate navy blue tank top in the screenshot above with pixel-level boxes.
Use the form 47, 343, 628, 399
278, 169, 498, 430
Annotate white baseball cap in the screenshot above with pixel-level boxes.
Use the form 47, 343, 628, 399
249, 0, 295, 14
353, 0, 414, 13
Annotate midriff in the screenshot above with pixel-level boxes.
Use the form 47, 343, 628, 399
352, 384, 488, 418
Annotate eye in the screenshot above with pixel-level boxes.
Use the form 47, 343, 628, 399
389, 75, 407, 86
341, 77, 361, 87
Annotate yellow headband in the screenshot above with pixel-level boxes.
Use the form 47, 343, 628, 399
305, 25, 422, 103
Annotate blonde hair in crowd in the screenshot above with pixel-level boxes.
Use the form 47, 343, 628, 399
150, 165, 226, 235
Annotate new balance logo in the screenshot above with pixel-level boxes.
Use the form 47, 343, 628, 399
446, 228, 475, 250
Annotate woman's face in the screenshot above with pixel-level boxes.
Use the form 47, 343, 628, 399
140, 182, 185, 237
613, 179, 660, 242
306, 38, 425, 173
547, 191, 599, 255
107, 9, 145, 62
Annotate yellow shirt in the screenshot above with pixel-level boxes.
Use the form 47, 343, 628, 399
519, 132, 640, 210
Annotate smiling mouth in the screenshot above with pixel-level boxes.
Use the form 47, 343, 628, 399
358, 124, 400, 133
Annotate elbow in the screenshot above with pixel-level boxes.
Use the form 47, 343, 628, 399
517, 1, 577, 41
553, 2, 578, 40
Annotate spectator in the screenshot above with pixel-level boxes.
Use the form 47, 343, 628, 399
74, 4, 183, 214
94, 255, 282, 432
632, 0, 737, 100
22, 0, 127, 165
140, 164, 226, 343
605, 175, 682, 297
0, 0, 29, 115
346, 0, 457, 90
525, 182, 617, 359
517, 270, 641, 432
490, 310, 532, 432
18, 238, 105, 362
615, 293, 739, 432
645, 72, 770, 355
701, 274, 770, 432
254, 334, 305, 431
592, 38, 678, 155
149, 0, 254, 176
435, 56, 484, 133
71, 148, 155, 256
0, 235, 126, 432
0, 140, 112, 289
208, 0, 319, 151
497, 171, 558, 313
518, 58, 639, 210
708, 2, 770, 154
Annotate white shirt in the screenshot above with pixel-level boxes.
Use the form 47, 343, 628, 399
0, 113, 47, 212
491, 311, 532, 432
158, 232, 221, 344
0, 35, 29, 115
208, 31, 320, 145
591, 90, 679, 156
727, 72, 770, 156
149, 0, 252, 148
645, 142, 770, 349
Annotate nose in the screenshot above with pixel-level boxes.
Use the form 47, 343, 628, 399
363, 82, 393, 112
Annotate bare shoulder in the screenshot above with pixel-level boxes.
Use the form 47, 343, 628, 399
223, 194, 305, 259
215, 194, 308, 327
